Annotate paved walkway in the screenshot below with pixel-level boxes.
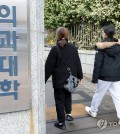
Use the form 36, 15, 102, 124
45, 76, 119, 134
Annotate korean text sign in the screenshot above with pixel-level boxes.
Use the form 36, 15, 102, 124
0, 0, 31, 113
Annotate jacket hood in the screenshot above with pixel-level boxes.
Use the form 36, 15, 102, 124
104, 45, 120, 57
96, 39, 120, 57
96, 39, 120, 49
96, 40, 120, 57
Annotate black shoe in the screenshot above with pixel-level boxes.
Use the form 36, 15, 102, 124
66, 114, 74, 121
54, 121, 66, 130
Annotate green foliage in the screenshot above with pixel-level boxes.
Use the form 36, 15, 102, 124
45, 0, 120, 49
45, 0, 120, 29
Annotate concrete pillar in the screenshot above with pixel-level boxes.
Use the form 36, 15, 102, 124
30, 0, 46, 133
0, 0, 46, 133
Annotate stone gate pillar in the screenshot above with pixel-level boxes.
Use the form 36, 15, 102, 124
0, 0, 46, 133
30, 0, 46, 133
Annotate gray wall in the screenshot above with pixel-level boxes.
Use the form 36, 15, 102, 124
79, 50, 95, 78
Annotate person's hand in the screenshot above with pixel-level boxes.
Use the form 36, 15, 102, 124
79, 79, 83, 85
91, 80, 98, 84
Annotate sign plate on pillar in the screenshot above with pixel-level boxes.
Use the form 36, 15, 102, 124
0, 0, 31, 113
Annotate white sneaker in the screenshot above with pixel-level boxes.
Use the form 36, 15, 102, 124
85, 106, 97, 118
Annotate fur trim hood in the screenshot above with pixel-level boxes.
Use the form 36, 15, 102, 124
96, 39, 120, 49
96, 39, 120, 58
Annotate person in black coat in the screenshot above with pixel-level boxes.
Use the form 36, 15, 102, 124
45, 27, 83, 130
85, 25, 120, 124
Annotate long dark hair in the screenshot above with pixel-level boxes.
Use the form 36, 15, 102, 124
56, 27, 69, 47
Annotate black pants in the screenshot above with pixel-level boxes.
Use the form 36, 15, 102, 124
54, 88, 72, 123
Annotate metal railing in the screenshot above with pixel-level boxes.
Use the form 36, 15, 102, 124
69, 24, 120, 49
